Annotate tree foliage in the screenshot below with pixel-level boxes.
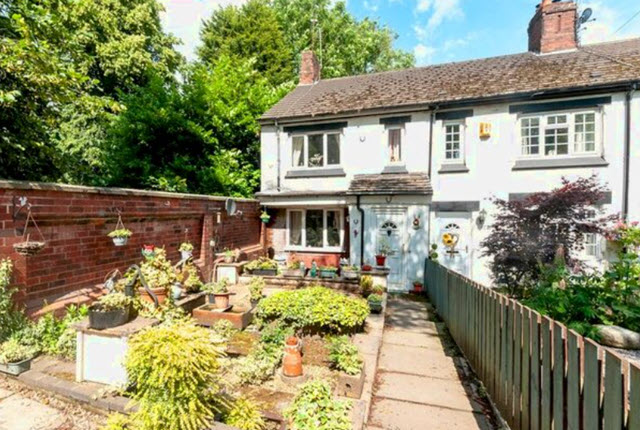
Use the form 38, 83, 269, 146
481, 176, 614, 296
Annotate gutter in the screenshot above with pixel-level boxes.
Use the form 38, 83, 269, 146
357, 195, 365, 266
622, 83, 637, 220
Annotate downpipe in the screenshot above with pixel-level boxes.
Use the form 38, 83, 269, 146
357, 195, 365, 266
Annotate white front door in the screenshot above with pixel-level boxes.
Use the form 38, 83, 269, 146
376, 211, 406, 291
435, 213, 472, 278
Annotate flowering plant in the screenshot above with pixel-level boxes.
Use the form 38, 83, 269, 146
605, 220, 640, 249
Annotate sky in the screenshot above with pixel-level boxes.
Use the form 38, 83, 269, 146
160, 0, 640, 66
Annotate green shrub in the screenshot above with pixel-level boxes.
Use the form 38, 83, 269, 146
245, 257, 278, 272
367, 294, 382, 305
328, 336, 362, 375
284, 380, 351, 430
235, 323, 293, 384
125, 248, 177, 292
225, 397, 266, 430
257, 286, 369, 334
182, 263, 203, 293
101, 413, 132, 430
0, 259, 28, 342
248, 277, 265, 302
125, 320, 225, 430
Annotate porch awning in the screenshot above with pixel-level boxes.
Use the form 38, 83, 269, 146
346, 172, 433, 196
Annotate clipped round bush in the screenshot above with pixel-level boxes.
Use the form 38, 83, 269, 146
257, 286, 369, 334
125, 320, 224, 430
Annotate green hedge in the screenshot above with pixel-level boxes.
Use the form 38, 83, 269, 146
256, 286, 369, 334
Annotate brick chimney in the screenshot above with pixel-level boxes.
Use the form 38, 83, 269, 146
299, 50, 320, 85
528, 0, 578, 54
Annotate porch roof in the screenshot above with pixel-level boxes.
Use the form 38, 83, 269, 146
346, 172, 433, 196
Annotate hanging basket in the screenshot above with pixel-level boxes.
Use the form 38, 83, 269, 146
13, 210, 46, 257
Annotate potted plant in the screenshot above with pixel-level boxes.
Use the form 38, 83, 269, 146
412, 279, 423, 294
283, 260, 305, 278
0, 339, 38, 376
89, 292, 133, 330
108, 228, 132, 246
360, 275, 373, 298
245, 257, 278, 276
341, 265, 360, 280
182, 264, 203, 294
319, 265, 338, 279
375, 239, 391, 267
126, 248, 175, 305
367, 294, 383, 314
204, 278, 233, 309
260, 210, 271, 224
372, 284, 385, 296
179, 242, 194, 260
248, 276, 265, 305
223, 249, 234, 264
171, 282, 183, 300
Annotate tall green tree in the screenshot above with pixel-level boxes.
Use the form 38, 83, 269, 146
199, 0, 293, 86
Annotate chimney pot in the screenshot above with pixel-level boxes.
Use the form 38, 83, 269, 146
299, 50, 320, 85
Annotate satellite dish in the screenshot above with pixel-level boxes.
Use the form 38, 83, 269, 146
579, 8, 593, 25
225, 198, 237, 216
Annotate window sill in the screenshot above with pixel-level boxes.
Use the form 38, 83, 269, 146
438, 163, 469, 174
285, 168, 346, 179
512, 156, 608, 171
285, 246, 344, 253
381, 165, 408, 174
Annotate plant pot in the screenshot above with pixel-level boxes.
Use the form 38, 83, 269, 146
112, 236, 128, 247
319, 269, 337, 279
180, 250, 193, 260
89, 305, 131, 330
251, 269, 277, 277
171, 283, 183, 300
283, 337, 303, 377
260, 214, 271, 224
413, 284, 423, 294
283, 269, 305, 278
369, 301, 383, 314
0, 357, 35, 376
375, 255, 386, 267
342, 270, 359, 280
209, 293, 231, 309
13, 241, 45, 257
138, 287, 168, 305
223, 256, 234, 264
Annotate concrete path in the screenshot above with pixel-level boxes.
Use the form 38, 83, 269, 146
366, 296, 496, 430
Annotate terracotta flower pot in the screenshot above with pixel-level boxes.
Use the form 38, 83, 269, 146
138, 287, 168, 305
413, 283, 423, 294
212, 293, 231, 309
283, 337, 303, 377
375, 255, 386, 266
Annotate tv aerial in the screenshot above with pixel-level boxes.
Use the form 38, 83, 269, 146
578, 8, 595, 30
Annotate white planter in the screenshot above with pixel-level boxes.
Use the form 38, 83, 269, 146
180, 250, 193, 260
112, 237, 128, 247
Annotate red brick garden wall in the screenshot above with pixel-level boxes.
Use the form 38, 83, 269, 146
0, 181, 263, 311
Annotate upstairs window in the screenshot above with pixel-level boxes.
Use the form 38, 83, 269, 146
520, 110, 599, 157
290, 133, 341, 168
387, 127, 402, 163
444, 122, 463, 162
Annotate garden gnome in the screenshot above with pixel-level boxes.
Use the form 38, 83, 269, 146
283, 336, 303, 377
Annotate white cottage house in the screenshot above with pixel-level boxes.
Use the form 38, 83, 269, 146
257, 0, 640, 290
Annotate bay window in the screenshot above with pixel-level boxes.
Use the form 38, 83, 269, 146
287, 209, 344, 250
520, 110, 599, 157
290, 132, 341, 168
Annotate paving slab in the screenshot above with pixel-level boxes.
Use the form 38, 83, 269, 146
377, 344, 460, 380
368, 397, 492, 430
0, 389, 12, 401
384, 316, 441, 335
374, 371, 482, 412
382, 330, 444, 349
0, 394, 64, 430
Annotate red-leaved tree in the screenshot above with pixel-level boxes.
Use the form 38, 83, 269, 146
481, 175, 615, 296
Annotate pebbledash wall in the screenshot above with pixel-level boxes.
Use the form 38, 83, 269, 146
0, 181, 263, 312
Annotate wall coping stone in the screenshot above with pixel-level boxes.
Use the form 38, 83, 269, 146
0, 179, 257, 203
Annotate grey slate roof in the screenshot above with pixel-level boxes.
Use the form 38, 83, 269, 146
347, 173, 433, 196
262, 38, 640, 122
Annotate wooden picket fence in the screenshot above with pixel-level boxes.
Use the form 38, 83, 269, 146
424, 259, 640, 430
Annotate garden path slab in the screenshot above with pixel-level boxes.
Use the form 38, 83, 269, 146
0, 394, 64, 430
366, 296, 496, 429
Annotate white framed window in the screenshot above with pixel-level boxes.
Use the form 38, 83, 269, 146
290, 132, 341, 169
444, 122, 464, 162
583, 233, 600, 258
519, 110, 600, 157
286, 208, 344, 251
387, 126, 403, 163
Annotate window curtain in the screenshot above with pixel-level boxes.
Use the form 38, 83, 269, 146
292, 137, 304, 167
289, 212, 302, 246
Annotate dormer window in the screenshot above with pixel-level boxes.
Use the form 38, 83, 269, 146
291, 133, 341, 168
520, 110, 599, 157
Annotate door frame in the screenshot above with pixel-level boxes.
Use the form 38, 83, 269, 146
373, 206, 408, 291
